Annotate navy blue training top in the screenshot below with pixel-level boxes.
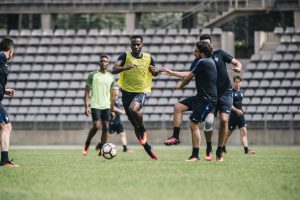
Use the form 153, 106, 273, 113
189, 49, 233, 95
191, 57, 217, 102
0, 52, 8, 102
232, 88, 244, 111
212, 49, 233, 95
110, 99, 122, 125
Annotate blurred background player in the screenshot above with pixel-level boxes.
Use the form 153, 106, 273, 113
223, 76, 255, 154
82, 55, 115, 156
109, 86, 134, 153
112, 35, 159, 160
172, 41, 217, 161
0, 38, 18, 167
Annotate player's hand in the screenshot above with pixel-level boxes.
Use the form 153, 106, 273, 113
124, 64, 135, 71
173, 85, 181, 90
4, 88, 15, 96
232, 66, 241, 73
160, 67, 173, 76
121, 110, 126, 115
148, 65, 159, 75
85, 107, 91, 116
236, 109, 243, 116
111, 111, 116, 120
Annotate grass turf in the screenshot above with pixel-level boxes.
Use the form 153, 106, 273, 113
0, 146, 299, 200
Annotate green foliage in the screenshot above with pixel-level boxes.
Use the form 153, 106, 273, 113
1, 146, 299, 200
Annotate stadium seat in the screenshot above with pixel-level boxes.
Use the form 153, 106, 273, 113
274, 27, 284, 34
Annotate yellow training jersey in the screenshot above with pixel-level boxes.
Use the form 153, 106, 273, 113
118, 51, 153, 93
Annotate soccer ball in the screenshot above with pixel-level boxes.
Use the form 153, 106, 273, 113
101, 143, 117, 159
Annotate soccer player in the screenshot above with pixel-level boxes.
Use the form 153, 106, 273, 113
172, 41, 217, 161
82, 55, 115, 156
112, 35, 159, 160
0, 37, 18, 167
163, 34, 242, 161
223, 76, 255, 154
109, 86, 134, 153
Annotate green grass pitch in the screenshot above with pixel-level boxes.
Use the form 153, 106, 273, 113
0, 146, 299, 200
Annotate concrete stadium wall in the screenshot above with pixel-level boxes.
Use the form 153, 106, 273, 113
10, 127, 300, 146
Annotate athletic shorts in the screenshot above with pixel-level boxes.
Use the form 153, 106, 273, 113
215, 90, 233, 116
0, 103, 9, 124
228, 113, 247, 130
91, 108, 111, 121
121, 89, 146, 116
179, 96, 216, 123
109, 122, 124, 134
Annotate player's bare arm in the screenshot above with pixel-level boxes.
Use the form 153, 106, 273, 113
148, 65, 160, 77
112, 60, 135, 74
175, 72, 195, 89
232, 105, 243, 116
231, 58, 242, 73
160, 67, 190, 78
84, 85, 91, 116
4, 88, 15, 96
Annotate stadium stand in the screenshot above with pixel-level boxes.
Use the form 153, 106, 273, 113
1, 26, 299, 130
242, 27, 300, 129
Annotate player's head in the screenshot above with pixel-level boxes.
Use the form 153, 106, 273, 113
130, 35, 143, 55
0, 37, 15, 61
99, 55, 109, 71
195, 41, 213, 59
199, 34, 212, 46
112, 86, 120, 96
233, 76, 242, 89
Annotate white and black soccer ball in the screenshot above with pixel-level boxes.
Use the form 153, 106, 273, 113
101, 143, 117, 159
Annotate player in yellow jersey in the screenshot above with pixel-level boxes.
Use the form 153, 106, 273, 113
112, 35, 159, 160
82, 55, 115, 156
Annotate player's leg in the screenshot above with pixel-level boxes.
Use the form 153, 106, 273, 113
164, 101, 189, 146
203, 113, 214, 161
238, 116, 254, 154
96, 109, 111, 156
83, 108, 100, 155
186, 121, 201, 161
117, 123, 133, 152
0, 122, 17, 167
216, 94, 232, 161
223, 130, 233, 153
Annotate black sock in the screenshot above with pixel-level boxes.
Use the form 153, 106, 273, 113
96, 143, 104, 149
206, 142, 212, 151
138, 125, 146, 134
172, 127, 180, 139
123, 145, 127, 152
143, 143, 152, 156
222, 145, 226, 151
1, 151, 9, 163
244, 147, 248, 154
192, 147, 199, 158
216, 146, 223, 157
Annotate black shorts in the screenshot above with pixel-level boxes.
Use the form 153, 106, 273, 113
228, 113, 247, 130
215, 90, 233, 116
109, 122, 124, 134
179, 96, 216, 123
121, 89, 146, 116
0, 103, 9, 124
91, 108, 111, 121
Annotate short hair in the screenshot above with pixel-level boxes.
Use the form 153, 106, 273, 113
100, 55, 109, 60
112, 86, 119, 90
199, 34, 212, 42
196, 41, 213, 57
0, 38, 14, 51
130, 35, 143, 42
233, 76, 242, 82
